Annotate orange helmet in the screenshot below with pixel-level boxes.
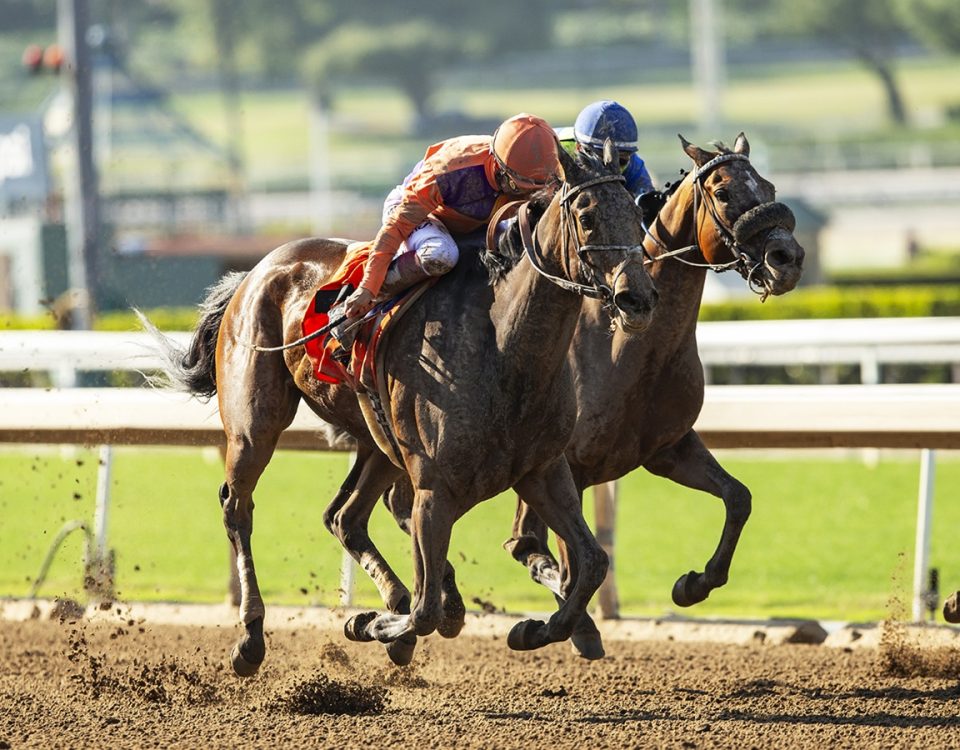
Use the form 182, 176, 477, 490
491, 113, 559, 191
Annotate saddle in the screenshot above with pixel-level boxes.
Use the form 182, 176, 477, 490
301, 242, 437, 392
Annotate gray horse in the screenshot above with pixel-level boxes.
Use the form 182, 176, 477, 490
145, 141, 658, 673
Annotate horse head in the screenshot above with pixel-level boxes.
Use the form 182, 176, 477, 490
653, 133, 804, 298
544, 139, 658, 333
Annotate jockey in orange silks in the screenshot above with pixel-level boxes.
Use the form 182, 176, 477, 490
339, 113, 561, 322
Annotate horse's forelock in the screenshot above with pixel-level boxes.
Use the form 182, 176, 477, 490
573, 146, 618, 179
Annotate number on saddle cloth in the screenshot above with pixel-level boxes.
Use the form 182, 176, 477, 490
314, 283, 354, 316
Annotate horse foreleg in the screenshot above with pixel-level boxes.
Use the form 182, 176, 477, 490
504, 498, 564, 597
383, 478, 465, 638
347, 486, 458, 654
506, 494, 600, 657
645, 429, 752, 607
508, 458, 608, 654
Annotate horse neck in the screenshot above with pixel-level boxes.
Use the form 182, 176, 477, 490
491, 214, 583, 379
639, 176, 709, 341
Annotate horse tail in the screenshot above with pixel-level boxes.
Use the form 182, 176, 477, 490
135, 271, 248, 400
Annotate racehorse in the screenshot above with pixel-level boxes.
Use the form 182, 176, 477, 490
145, 140, 658, 674
504, 133, 806, 656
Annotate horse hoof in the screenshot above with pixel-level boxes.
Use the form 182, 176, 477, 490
571, 631, 605, 660
672, 571, 708, 608
385, 633, 417, 666
944, 593, 960, 624
437, 597, 466, 639
344, 611, 378, 642
507, 619, 545, 651
231, 643, 261, 678
437, 613, 465, 639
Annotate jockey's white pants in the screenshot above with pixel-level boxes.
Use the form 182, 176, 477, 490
382, 187, 459, 277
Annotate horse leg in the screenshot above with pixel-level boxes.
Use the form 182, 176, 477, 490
504, 498, 564, 597
383, 478, 466, 638
348, 488, 458, 650
645, 429, 752, 607
221, 418, 295, 677
324, 450, 422, 666
944, 591, 960, 624
323, 448, 407, 613
507, 458, 608, 653
506, 495, 601, 658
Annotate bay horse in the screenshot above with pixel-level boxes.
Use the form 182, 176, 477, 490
146, 141, 658, 674
503, 133, 806, 656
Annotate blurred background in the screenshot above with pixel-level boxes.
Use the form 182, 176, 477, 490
1, 0, 959, 328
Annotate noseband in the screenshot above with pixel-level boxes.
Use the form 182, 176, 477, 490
644, 152, 793, 301
518, 172, 644, 314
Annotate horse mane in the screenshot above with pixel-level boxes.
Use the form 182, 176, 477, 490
480, 148, 614, 284
480, 192, 549, 283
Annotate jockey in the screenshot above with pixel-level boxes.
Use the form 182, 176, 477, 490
555, 100, 654, 200
342, 113, 561, 320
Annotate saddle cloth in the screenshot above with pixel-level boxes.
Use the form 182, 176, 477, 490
302, 241, 436, 390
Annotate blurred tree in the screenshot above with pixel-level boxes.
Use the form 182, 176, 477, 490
2, 0, 56, 31
303, 21, 466, 121
302, 0, 557, 124
895, 0, 960, 53
729, 0, 910, 126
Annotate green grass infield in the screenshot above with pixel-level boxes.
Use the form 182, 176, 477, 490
2, 446, 957, 623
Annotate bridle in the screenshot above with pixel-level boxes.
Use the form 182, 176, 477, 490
643, 152, 776, 301
518, 172, 645, 315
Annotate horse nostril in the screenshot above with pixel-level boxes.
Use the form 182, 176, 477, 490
614, 288, 658, 316
766, 249, 793, 268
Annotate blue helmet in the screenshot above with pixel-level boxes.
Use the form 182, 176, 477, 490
573, 100, 638, 154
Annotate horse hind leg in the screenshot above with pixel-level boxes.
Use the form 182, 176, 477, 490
505, 497, 565, 598
645, 429, 752, 607
220, 394, 300, 677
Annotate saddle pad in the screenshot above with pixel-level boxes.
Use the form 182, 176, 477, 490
301, 242, 437, 387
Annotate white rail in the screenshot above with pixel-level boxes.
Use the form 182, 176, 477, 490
1, 321, 958, 622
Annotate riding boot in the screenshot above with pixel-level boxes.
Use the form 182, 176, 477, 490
376, 250, 432, 300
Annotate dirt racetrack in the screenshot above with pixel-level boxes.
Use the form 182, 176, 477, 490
2, 603, 960, 749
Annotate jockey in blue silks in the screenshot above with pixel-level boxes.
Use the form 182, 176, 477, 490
555, 100, 655, 199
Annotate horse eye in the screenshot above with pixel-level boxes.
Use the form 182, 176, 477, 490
579, 213, 594, 231
714, 188, 730, 202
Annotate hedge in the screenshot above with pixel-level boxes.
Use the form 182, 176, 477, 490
699, 284, 960, 321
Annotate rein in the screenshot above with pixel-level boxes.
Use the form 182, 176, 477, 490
518, 172, 643, 306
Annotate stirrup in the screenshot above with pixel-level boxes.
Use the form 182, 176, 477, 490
329, 316, 360, 361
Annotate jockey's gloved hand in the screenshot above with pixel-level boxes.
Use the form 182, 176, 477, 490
344, 287, 376, 318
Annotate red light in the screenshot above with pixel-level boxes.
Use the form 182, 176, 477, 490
22, 44, 44, 73
43, 44, 65, 73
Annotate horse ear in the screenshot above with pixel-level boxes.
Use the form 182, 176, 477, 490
603, 138, 616, 169
733, 132, 750, 157
557, 140, 577, 183
678, 133, 713, 168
